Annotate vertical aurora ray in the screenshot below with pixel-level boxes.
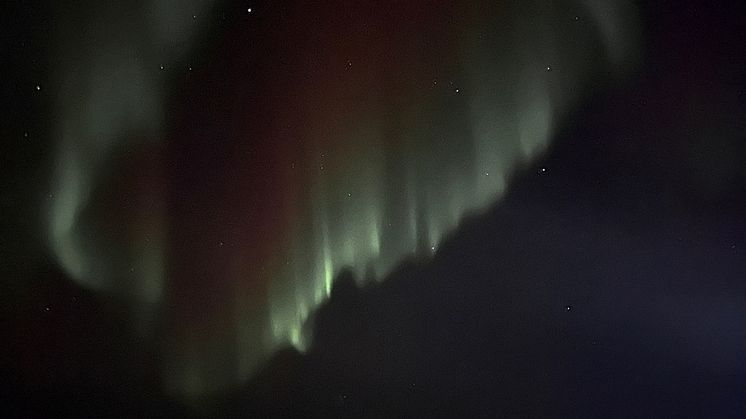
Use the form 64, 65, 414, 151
261, 0, 640, 380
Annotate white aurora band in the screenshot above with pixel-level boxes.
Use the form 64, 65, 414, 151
48, 0, 216, 327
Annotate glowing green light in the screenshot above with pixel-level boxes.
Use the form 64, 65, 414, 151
369, 219, 380, 257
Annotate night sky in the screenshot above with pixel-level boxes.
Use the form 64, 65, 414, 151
2, 0, 745, 417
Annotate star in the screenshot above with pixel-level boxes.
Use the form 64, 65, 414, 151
247, 8, 252, 13
539, 167, 547, 173
35, 85, 41, 91
159, 65, 165, 70
546, 66, 552, 72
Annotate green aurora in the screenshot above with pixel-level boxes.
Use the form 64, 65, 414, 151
45, 0, 639, 400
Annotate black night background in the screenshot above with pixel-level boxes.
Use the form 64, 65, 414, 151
2, 0, 745, 417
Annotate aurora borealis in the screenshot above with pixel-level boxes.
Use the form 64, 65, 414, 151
41, 0, 640, 399
5, 0, 746, 416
